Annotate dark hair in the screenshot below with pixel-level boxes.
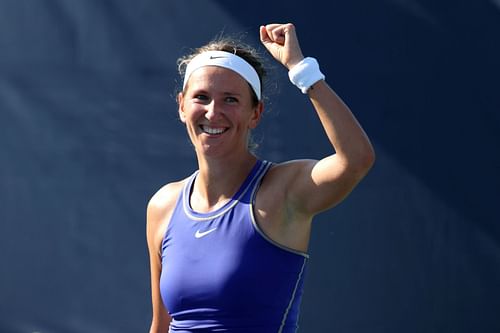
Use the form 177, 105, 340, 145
177, 36, 267, 107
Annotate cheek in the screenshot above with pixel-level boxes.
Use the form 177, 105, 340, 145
180, 103, 202, 124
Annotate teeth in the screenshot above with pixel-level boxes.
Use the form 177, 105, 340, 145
201, 125, 226, 135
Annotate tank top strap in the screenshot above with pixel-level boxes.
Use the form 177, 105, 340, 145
239, 160, 273, 204
181, 170, 198, 208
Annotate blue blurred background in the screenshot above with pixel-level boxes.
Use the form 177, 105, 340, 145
0, 0, 499, 332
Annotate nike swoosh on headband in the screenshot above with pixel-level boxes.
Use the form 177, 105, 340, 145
183, 50, 261, 100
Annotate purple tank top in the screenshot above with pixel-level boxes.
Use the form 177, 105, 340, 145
160, 160, 308, 332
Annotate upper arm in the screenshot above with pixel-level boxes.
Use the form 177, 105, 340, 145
279, 153, 373, 217
146, 182, 183, 332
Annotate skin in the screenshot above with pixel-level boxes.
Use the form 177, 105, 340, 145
147, 23, 375, 332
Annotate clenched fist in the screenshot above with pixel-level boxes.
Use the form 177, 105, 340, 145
260, 23, 304, 70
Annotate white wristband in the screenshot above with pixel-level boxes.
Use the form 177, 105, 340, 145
288, 57, 325, 94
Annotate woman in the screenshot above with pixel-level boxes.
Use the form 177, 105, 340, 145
147, 23, 375, 332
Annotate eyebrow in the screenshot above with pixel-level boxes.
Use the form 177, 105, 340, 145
190, 89, 241, 96
188, 87, 243, 98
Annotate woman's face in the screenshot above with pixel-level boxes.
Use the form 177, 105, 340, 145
178, 66, 262, 157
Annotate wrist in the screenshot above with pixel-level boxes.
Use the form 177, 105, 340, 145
286, 54, 305, 70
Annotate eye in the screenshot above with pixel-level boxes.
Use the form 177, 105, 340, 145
194, 94, 208, 101
224, 96, 239, 104
193, 94, 210, 103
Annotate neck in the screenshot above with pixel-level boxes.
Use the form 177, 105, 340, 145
191, 152, 257, 212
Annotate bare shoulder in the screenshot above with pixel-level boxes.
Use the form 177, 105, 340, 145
257, 159, 317, 211
146, 179, 186, 252
260, 158, 343, 217
148, 180, 185, 217
263, 159, 317, 189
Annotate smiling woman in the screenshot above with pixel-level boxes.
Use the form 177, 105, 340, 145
146, 23, 375, 333
177, 38, 267, 153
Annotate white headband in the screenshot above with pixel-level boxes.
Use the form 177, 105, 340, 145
183, 50, 261, 101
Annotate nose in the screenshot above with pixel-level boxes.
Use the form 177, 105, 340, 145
205, 100, 221, 120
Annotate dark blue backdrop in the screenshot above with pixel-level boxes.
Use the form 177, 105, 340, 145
1, 1, 499, 332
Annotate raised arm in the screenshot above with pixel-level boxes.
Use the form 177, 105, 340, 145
260, 23, 375, 216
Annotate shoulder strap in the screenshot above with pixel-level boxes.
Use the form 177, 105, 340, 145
240, 160, 272, 204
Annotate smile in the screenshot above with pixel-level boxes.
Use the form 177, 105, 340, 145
200, 125, 228, 135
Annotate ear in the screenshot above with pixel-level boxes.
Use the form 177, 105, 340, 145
177, 92, 186, 123
248, 101, 264, 129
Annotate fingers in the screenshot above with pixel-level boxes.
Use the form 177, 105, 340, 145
261, 23, 294, 46
259, 25, 271, 44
